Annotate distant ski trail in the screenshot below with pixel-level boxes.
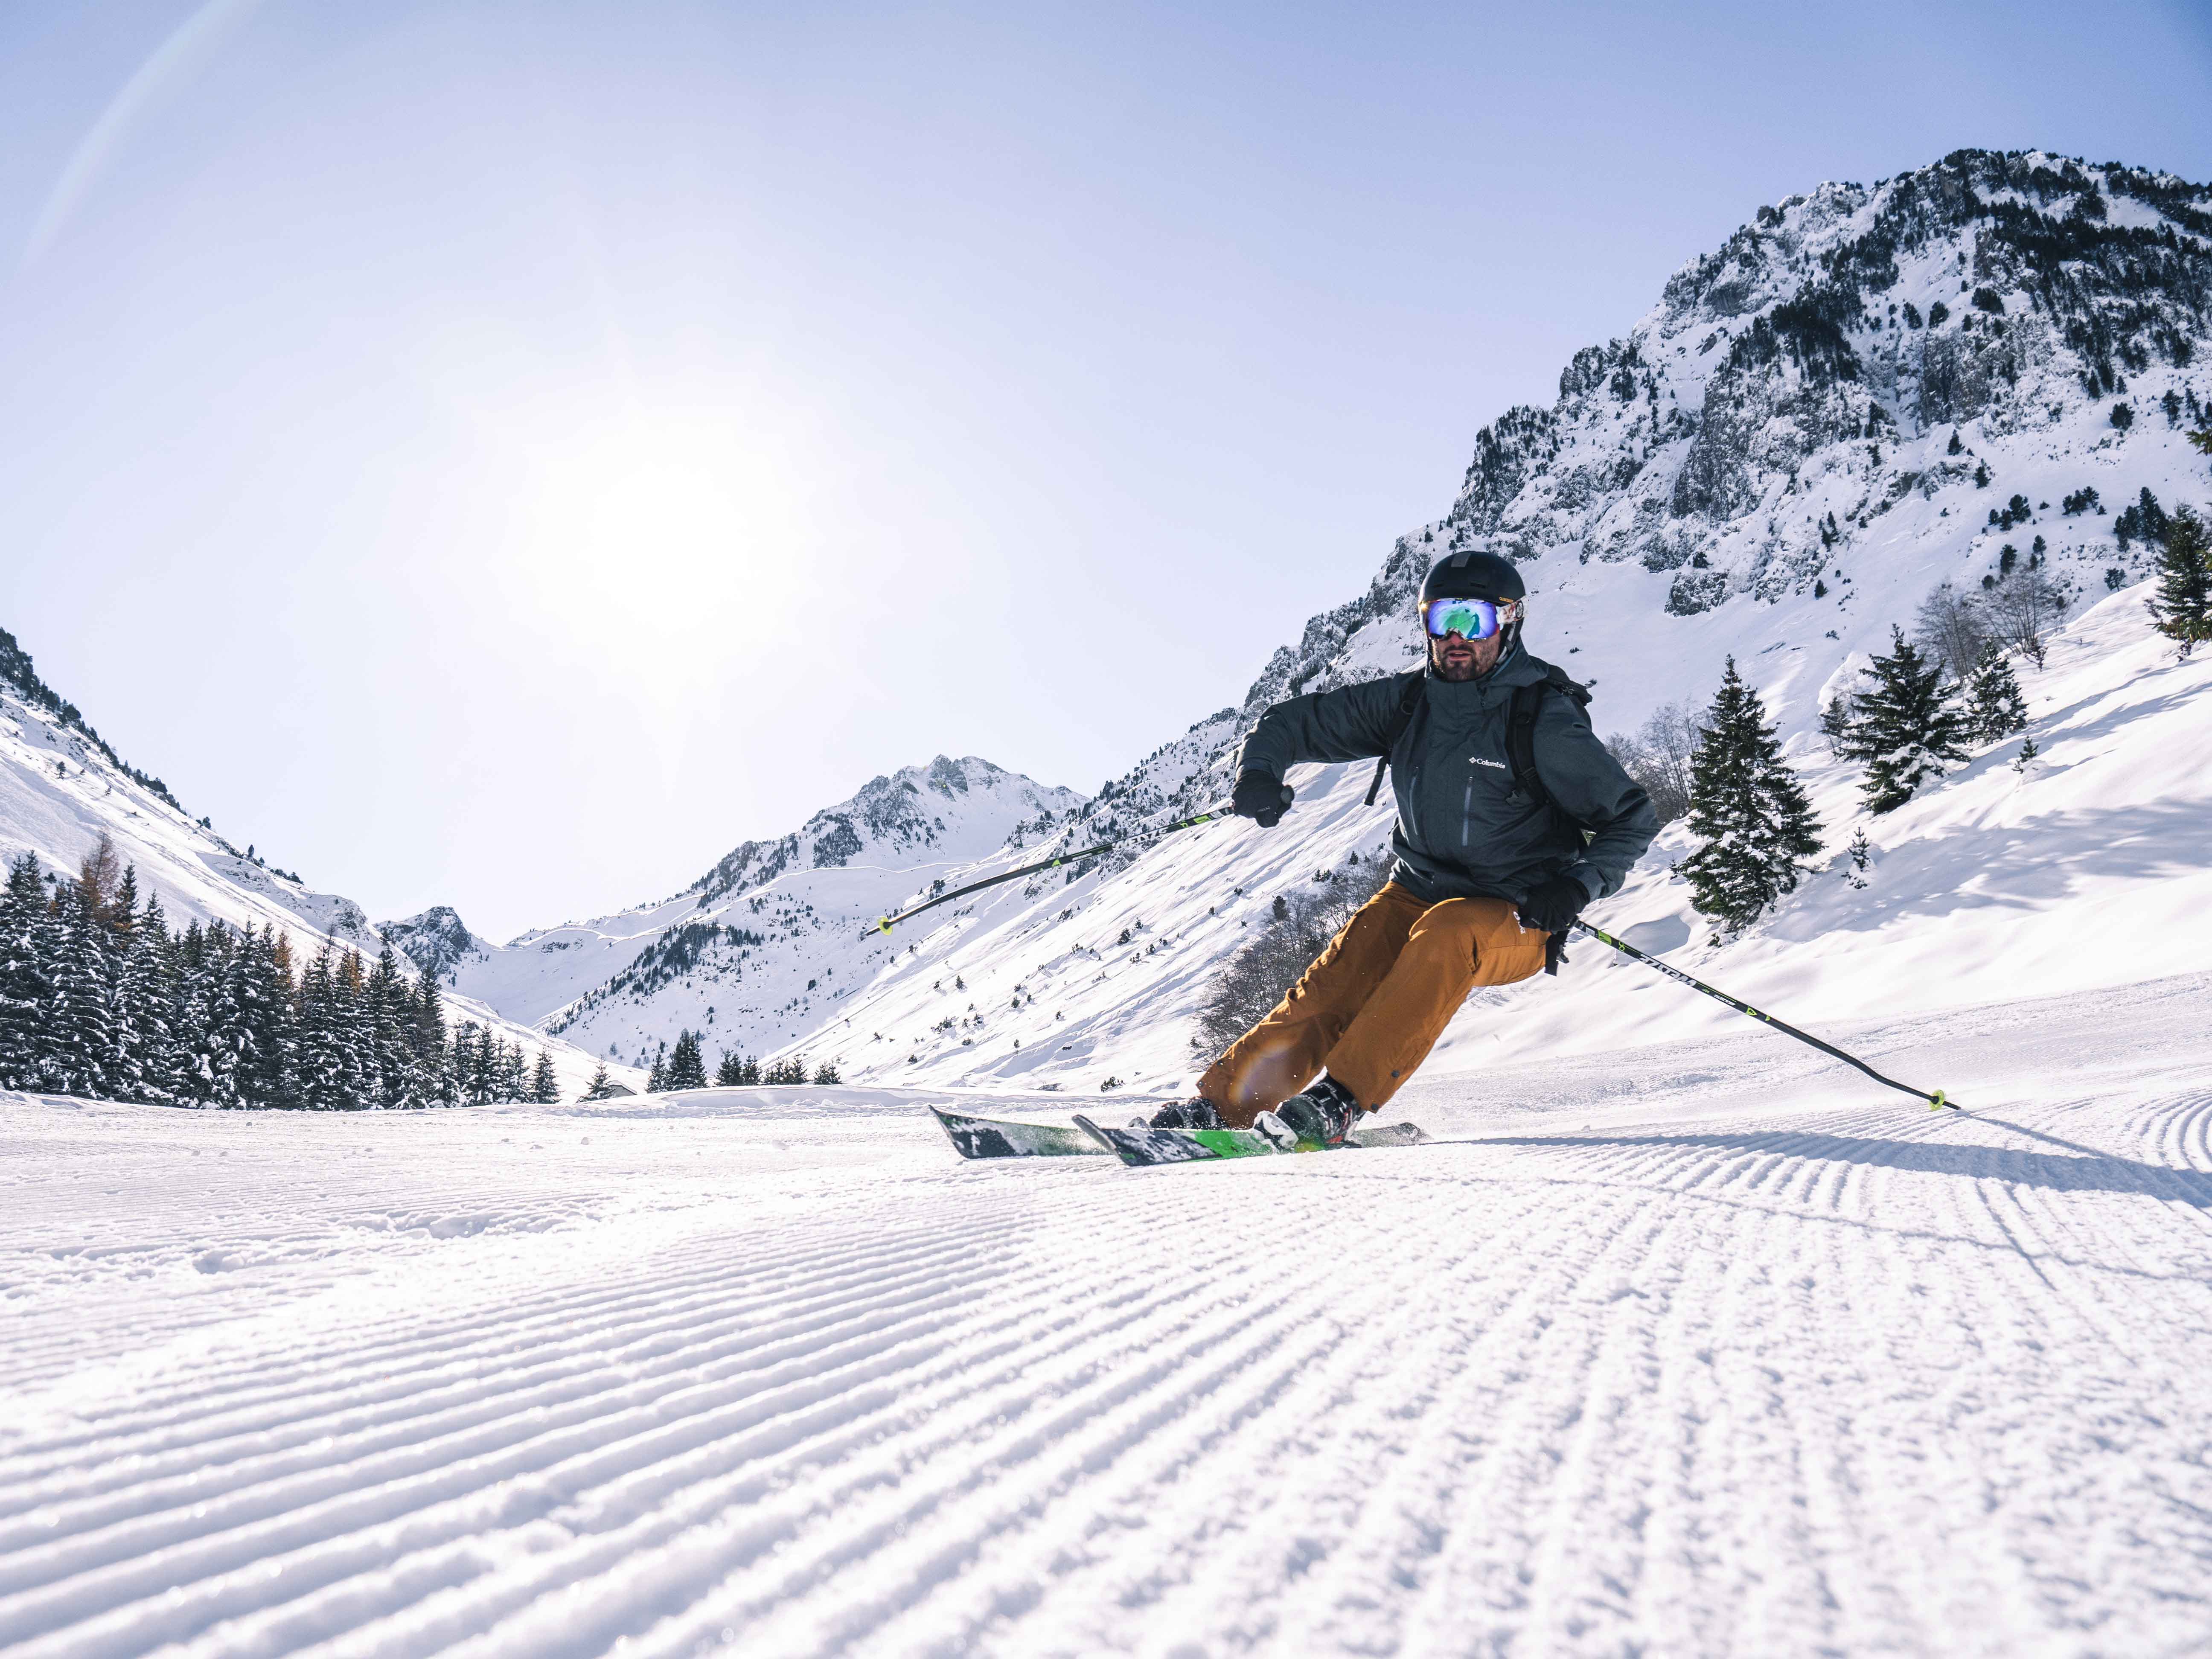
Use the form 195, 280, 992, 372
3, 1078, 2209, 1657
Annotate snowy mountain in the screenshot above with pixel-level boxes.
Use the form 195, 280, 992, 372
406, 756, 1085, 1073
644, 147, 2212, 1097
0, 626, 611, 1092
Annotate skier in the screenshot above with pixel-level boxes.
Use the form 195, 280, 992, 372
1153, 549, 1658, 1148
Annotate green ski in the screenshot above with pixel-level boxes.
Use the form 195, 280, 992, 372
1071, 1113, 1429, 1167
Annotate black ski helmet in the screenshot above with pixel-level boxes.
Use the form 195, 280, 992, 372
1420, 549, 1525, 605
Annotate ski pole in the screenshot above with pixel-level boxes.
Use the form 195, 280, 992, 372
1570, 921, 1959, 1112
866, 806, 1233, 938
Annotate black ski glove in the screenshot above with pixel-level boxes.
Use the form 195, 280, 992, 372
1231, 769, 1294, 828
1517, 873, 1590, 936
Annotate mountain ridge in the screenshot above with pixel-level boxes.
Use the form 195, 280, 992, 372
396, 754, 1085, 1071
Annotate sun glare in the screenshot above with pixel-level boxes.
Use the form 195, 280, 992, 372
495, 409, 815, 644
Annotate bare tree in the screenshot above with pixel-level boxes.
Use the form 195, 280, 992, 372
1984, 566, 2068, 667
1913, 581, 1988, 680
1605, 702, 1703, 824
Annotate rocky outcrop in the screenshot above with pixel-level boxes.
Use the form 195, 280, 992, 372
377, 906, 483, 982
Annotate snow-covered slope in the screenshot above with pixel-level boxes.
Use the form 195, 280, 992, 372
402, 757, 1084, 1074
7, 964, 2209, 1653
0, 628, 374, 946
0, 626, 610, 1092
746, 148, 2212, 1097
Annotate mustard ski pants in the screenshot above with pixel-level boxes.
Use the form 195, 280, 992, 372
1196, 882, 1551, 1126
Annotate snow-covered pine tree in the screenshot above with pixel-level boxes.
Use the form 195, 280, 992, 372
666, 1029, 708, 1091
2146, 503, 2212, 658
452, 1022, 486, 1103
646, 1042, 667, 1092
412, 971, 454, 1106
241, 929, 302, 1109
582, 1059, 614, 1100
1962, 641, 2029, 741
365, 944, 411, 1108
714, 1050, 747, 1087
1845, 827, 1872, 889
294, 943, 345, 1109
115, 891, 183, 1105
1673, 658, 1823, 931
0, 853, 53, 1090
499, 1038, 530, 1102
531, 1048, 560, 1104
193, 922, 249, 1109
46, 879, 116, 1100
1838, 628, 1970, 814
1818, 695, 1852, 755
334, 949, 376, 1109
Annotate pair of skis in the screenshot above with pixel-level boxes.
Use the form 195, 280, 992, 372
930, 1104, 1429, 1167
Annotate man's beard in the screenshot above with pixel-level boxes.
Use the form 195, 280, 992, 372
1433, 652, 1477, 682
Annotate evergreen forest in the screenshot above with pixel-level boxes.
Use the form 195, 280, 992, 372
0, 836, 561, 1109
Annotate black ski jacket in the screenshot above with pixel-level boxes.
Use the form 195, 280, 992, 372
1236, 643, 1659, 908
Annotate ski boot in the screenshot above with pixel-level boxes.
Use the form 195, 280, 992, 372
1253, 1077, 1359, 1150
1141, 1096, 1224, 1131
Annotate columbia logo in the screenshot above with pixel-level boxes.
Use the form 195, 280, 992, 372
1469, 757, 1508, 771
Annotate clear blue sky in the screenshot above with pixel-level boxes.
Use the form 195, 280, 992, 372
5, 1, 2211, 939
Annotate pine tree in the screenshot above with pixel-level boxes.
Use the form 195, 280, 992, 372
531, 1048, 560, 1104
0, 853, 53, 1090
582, 1059, 614, 1100
665, 1029, 708, 1090
1962, 641, 2028, 741
715, 1050, 748, 1087
2147, 503, 2212, 658
115, 892, 182, 1105
812, 1059, 842, 1085
232, 929, 301, 1109
366, 944, 411, 1108
646, 1042, 667, 1092
1838, 628, 1971, 814
294, 943, 345, 1109
195, 922, 249, 1108
1817, 695, 1852, 755
170, 920, 217, 1106
499, 1037, 530, 1102
1672, 659, 1824, 931
413, 971, 455, 1106
47, 879, 116, 1099
333, 949, 375, 1109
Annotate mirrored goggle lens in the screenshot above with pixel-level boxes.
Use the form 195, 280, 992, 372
1421, 597, 1515, 639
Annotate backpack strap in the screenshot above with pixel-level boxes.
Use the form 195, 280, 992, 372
1365, 670, 1427, 806
1505, 661, 1592, 815
1506, 660, 1595, 978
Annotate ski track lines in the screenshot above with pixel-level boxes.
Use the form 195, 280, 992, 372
3, 1099, 2210, 1657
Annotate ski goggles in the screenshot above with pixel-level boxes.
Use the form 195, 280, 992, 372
1420, 595, 1521, 640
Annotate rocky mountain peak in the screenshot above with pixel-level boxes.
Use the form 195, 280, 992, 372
377, 905, 484, 982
